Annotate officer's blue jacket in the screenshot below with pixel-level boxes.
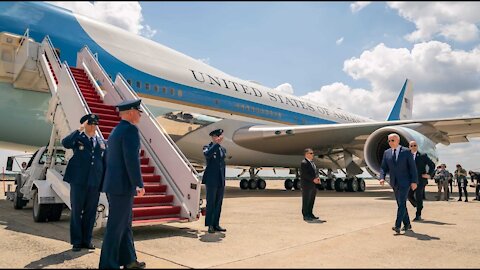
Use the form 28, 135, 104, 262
62, 130, 106, 188
202, 142, 226, 187
102, 120, 144, 195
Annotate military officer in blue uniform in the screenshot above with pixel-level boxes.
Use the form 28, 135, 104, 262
202, 128, 227, 234
99, 99, 146, 269
62, 113, 106, 252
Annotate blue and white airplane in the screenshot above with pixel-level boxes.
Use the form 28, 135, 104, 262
1, 2, 480, 191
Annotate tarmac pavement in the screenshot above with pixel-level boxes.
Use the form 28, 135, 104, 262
0, 180, 479, 268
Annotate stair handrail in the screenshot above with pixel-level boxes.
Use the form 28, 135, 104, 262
116, 73, 200, 177
15, 28, 29, 56
40, 35, 62, 78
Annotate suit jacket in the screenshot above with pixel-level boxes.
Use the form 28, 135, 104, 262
102, 120, 143, 195
413, 152, 436, 186
300, 158, 318, 184
62, 130, 106, 188
201, 142, 226, 187
380, 146, 418, 188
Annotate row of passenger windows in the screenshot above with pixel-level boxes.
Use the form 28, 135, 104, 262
124, 79, 302, 122
234, 103, 282, 118
126, 79, 183, 97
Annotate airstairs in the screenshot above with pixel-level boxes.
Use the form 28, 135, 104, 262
10, 29, 202, 227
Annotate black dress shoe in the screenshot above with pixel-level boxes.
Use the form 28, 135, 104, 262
72, 245, 82, 252
392, 227, 400, 233
310, 215, 319, 220
303, 216, 313, 221
124, 260, 146, 269
82, 243, 95, 250
214, 226, 226, 232
208, 226, 215, 233
402, 224, 412, 231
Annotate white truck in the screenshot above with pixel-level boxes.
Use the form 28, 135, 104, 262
5, 144, 108, 228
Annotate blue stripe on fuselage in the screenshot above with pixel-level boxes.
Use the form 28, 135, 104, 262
0, 2, 337, 126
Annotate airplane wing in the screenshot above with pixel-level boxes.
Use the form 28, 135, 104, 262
232, 116, 480, 155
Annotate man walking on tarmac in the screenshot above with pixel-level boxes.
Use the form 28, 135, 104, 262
99, 99, 146, 269
62, 113, 106, 252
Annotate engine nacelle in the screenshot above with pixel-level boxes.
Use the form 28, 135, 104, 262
364, 126, 438, 176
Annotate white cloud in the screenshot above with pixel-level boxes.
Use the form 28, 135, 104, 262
273, 83, 294, 95
350, 2, 372, 13
49, 2, 157, 39
336, 37, 344, 45
387, 2, 480, 42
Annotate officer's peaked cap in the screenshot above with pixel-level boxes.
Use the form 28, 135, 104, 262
80, 113, 99, 125
209, 129, 223, 137
116, 99, 143, 112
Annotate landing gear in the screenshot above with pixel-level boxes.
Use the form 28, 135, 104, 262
239, 168, 266, 190
285, 169, 301, 190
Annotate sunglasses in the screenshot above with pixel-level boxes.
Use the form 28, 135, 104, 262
388, 139, 396, 142
307, 152, 314, 155
409, 144, 417, 147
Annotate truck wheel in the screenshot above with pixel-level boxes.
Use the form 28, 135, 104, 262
32, 190, 49, 222
13, 185, 27, 209
48, 204, 64, 221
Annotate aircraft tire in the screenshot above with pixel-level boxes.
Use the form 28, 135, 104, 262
284, 179, 293, 190
293, 178, 301, 190
334, 178, 345, 192
357, 178, 366, 192
240, 179, 249, 190
257, 178, 266, 189
248, 179, 257, 190
326, 178, 335, 190
346, 178, 359, 192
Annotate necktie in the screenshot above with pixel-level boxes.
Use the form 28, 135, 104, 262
393, 149, 397, 162
413, 153, 416, 160
90, 137, 94, 148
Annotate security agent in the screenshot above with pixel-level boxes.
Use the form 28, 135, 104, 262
99, 99, 146, 269
202, 128, 227, 234
62, 113, 106, 252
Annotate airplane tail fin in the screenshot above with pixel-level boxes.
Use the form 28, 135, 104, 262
387, 79, 413, 121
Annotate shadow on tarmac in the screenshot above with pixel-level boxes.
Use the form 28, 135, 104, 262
403, 230, 441, 241
199, 231, 225, 243
24, 249, 90, 269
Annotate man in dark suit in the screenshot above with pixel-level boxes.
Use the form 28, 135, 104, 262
99, 99, 146, 269
202, 128, 227, 234
62, 113, 106, 252
300, 148, 321, 221
379, 133, 418, 234
408, 140, 435, 221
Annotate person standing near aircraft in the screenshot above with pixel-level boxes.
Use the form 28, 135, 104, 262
455, 164, 468, 202
408, 140, 435, 221
99, 100, 146, 269
300, 148, 321, 221
202, 128, 227, 234
379, 133, 418, 234
62, 113, 106, 252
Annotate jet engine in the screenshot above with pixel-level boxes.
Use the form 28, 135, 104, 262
364, 126, 438, 175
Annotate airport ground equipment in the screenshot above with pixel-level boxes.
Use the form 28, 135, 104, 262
3, 29, 202, 228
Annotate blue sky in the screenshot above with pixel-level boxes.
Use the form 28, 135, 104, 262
3, 2, 480, 176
